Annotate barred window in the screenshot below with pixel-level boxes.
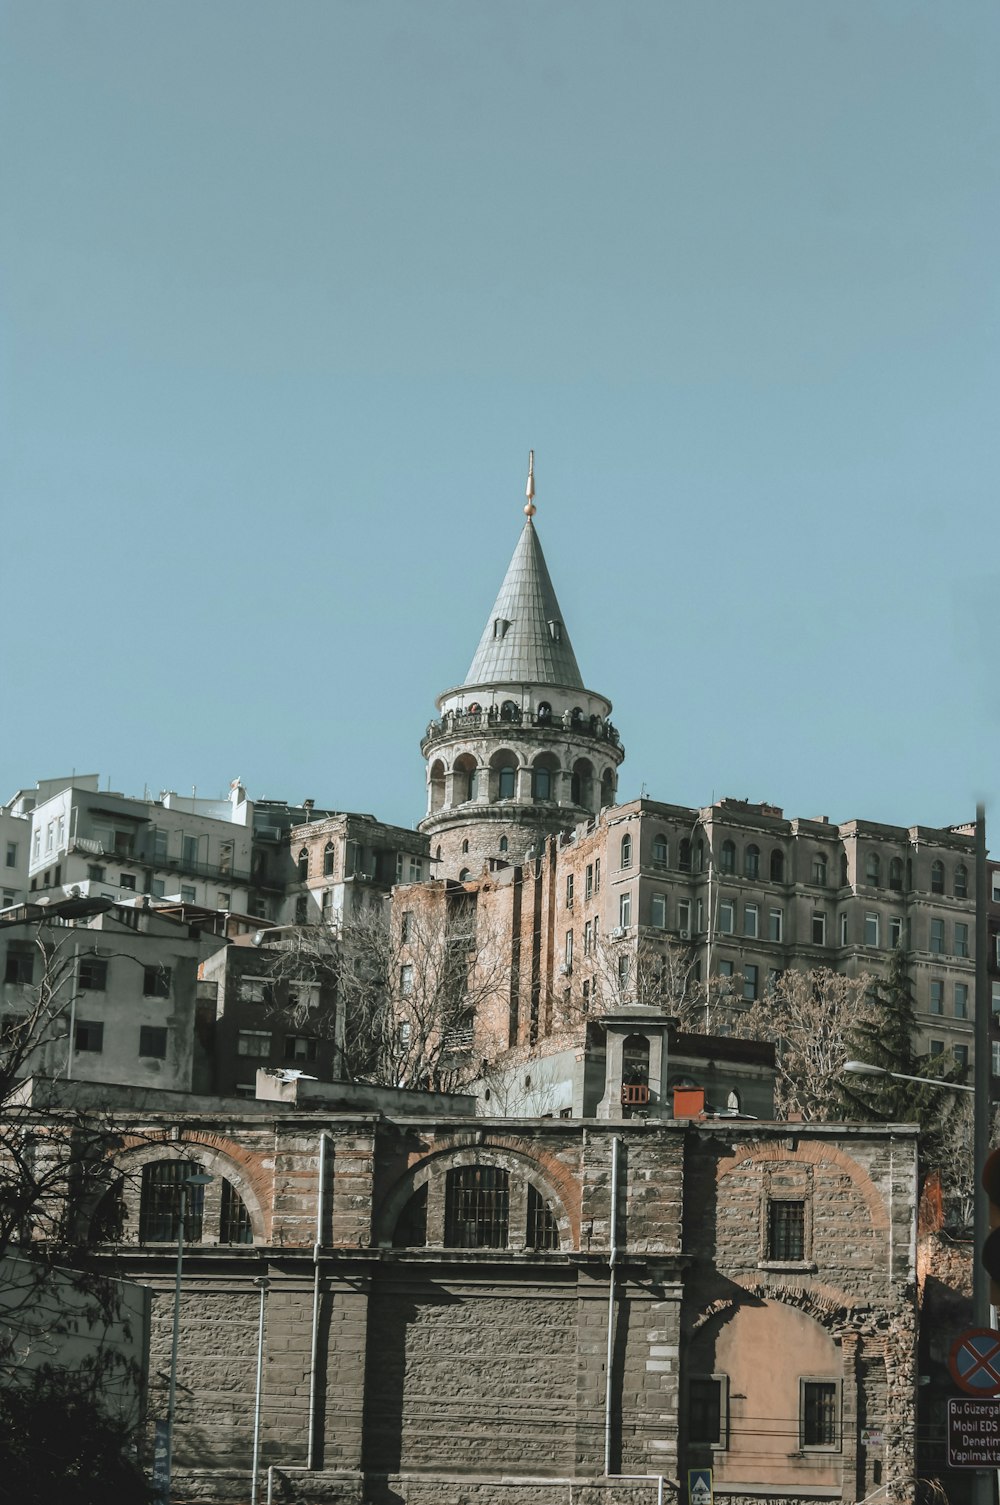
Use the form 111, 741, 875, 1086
768, 1199, 805, 1262
444, 1165, 509, 1248
139, 1161, 205, 1244
220, 1179, 253, 1245
689, 1377, 724, 1446
526, 1184, 559, 1250
802, 1380, 839, 1447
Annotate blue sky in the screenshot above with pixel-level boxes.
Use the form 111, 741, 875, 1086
2, 2, 998, 832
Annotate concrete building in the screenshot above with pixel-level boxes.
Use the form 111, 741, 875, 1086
0, 791, 30, 910
21, 774, 260, 914
0, 898, 227, 1092
281, 811, 430, 927
56, 1070, 918, 1505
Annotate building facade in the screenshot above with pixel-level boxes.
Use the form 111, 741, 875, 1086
70, 1074, 917, 1505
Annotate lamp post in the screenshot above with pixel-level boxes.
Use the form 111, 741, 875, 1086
842, 1060, 975, 1094
164, 1171, 213, 1505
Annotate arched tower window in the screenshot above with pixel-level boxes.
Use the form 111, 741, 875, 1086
490, 749, 519, 801
139, 1161, 206, 1244
931, 859, 945, 894
769, 849, 784, 882
537, 701, 552, 725
600, 769, 615, 809
532, 753, 559, 803
499, 836, 508, 853
889, 857, 904, 891
323, 842, 335, 878
500, 700, 519, 723
955, 863, 969, 899
620, 833, 632, 870
571, 758, 594, 810
453, 754, 478, 804
429, 760, 446, 815
297, 847, 309, 882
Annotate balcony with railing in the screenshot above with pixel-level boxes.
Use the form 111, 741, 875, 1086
422, 706, 622, 754
68, 838, 252, 887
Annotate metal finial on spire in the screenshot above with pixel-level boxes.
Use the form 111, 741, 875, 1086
524, 449, 536, 518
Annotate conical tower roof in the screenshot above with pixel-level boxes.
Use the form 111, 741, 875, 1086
464, 518, 584, 690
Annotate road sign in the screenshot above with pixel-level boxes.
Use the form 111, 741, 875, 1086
949, 1328, 1000, 1397
688, 1468, 713, 1505
949, 1398, 1000, 1468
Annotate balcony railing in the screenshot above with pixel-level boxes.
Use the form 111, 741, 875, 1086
422, 707, 622, 750
69, 840, 251, 887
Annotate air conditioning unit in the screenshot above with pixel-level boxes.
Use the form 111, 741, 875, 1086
679, 928, 691, 940
611, 926, 626, 939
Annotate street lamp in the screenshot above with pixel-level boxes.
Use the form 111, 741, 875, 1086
163, 1171, 213, 1505
842, 1060, 975, 1094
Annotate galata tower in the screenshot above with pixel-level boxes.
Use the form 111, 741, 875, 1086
419, 455, 625, 878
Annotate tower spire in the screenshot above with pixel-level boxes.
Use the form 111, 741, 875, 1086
524, 449, 536, 518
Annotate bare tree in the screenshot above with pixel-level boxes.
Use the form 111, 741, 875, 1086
735, 967, 878, 1121
256, 889, 512, 1092
587, 928, 743, 1035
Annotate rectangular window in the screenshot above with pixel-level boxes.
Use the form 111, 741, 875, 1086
87, 864, 106, 882
409, 857, 423, 882
864, 912, 879, 947
696, 897, 704, 933
955, 922, 969, 958
930, 980, 943, 1015
218, 891, 230, 908
45, 821, 54, 853
119, 873, 136, 891
4, 947, 34, 985
719, 900, 735, 935
768, 1199, 805, 1261
284, 1035, 318, 1062
585, 865, 594, 901
566, 874, 574, 908
138, 1025, 168, 1059
743, 964, 759, 1001
594, 858, 600, 892
955, 983, 969, 1020
151, 879, 166, 898
954, 1044, 969, 1070
618, 953, 630, 988
78, 957, 108, 991
743, 904, 758, 939
584, 920, 592, 954
32, 831, 40, 862
238, 977, 271, 1004
839, 912, 848, 946
153, 829, 169, 860
143, 964, 171, 997
180, 885, 196, 903
890, 916, 904, 949
993, 980, 1000, 1017
769, 908, 783, 943
930, 918, 945, 955
401, 911, 413, 943
689, 1377, 725, 1447
812, 912, 827, 946
651, 893, 667, 929
219, 841, 233, 874
75, 1020, 104, 1053
400, 964, 414, 995
718, 959, 734, 978
993, 1041, 1000, 1078
4, 842, 16, 868
930, 1039, 944, 1057
182, 835, 198, 865
677, 900, 691, 935
802, 1381, 839, 1448
618, 891, 631, 928
564, 930, 573, 967
237, 1030, 271, 1057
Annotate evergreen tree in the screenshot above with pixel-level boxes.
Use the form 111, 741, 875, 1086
845, 946, 965, 1173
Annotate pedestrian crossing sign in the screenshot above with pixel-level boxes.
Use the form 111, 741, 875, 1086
688, 1468, 713, 1505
